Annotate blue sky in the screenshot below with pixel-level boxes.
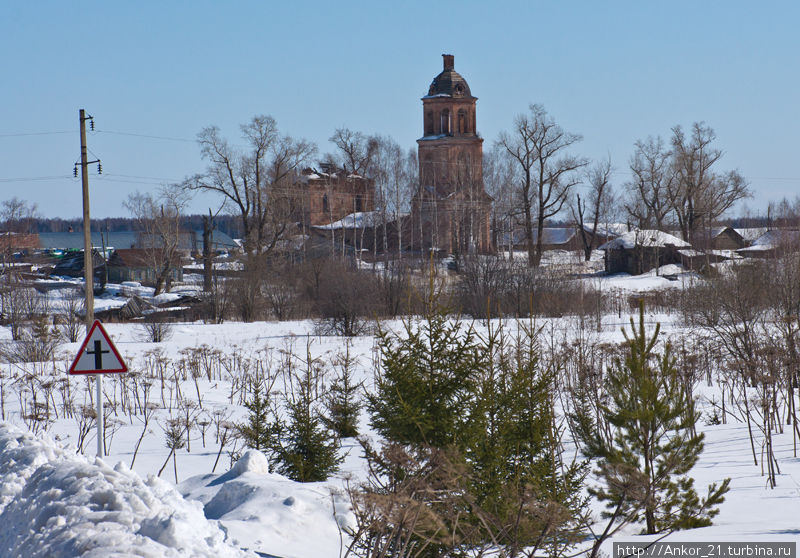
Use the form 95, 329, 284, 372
2, 1, 798, 218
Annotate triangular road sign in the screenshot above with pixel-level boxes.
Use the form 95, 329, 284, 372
69, 320, 128, 375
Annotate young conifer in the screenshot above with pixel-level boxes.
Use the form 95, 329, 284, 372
579, 301, 729, 540
238, 382, 273, 452
271, 358, 343, 482
323, 340, 363, 438
367, 309, 480, 449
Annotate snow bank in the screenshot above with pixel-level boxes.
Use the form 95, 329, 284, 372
0, 423, 254, 558
180, 450, 353, 558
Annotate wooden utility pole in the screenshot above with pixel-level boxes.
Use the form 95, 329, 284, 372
79, 108, 103, 457
79, 109, 95, 328
202, 210, 213, 293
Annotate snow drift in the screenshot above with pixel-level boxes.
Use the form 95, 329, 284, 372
180, 450, 354, 558
0, 422, 254, 558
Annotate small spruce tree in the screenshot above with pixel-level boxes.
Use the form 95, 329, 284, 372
579, 301, 730, 541
467, 320, 588, 555
271, 359, 343, 482
323, 340, 363, 438
368, 310, 480, 449
238, 381, 273, 452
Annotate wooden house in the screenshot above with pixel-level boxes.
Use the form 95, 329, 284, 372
600, 230, 690, 275
107, 249, 183, 285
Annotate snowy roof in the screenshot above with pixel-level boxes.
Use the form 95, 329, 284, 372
599, 230, 690, 250
709, 226, 730, 236
498, 227, 576, 246
582, 223, 630, 237
738, 229, 800, 252
734, 227, 769, 242
678, 249, 741, 260
311, 211, 408, 230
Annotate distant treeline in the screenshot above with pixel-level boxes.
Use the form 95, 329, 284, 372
31, 215, 243, 238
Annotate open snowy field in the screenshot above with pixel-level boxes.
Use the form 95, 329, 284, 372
0, 302, 798, 556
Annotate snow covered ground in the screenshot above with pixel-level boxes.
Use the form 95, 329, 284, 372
1, 266, 799, 556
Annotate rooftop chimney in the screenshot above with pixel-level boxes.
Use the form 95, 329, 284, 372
442, 54, 454, 71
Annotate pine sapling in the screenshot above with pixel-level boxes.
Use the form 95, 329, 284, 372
578, 301, 730, 554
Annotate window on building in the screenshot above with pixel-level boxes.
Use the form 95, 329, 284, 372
458, 110, 467, 134
441, 109, 450, 135
355, 194, 363, 212
425, 111, 433, 135
322, 193, 329, 213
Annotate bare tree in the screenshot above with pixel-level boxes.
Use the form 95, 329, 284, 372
124, 184, 189, 296
0, 197, 39, 233
668, 122, 750, 243
327, 128, 379, 175
184, 115, 316, 257
498, 104, 587, 266
573, 157, 616, 261
0, 197, 39, 265
625, 136, 675, 231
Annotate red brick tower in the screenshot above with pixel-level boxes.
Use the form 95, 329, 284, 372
411, 54, 492, 254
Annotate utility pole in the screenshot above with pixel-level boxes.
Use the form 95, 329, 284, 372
80, 109, 95, 329
78, 108, 104, 458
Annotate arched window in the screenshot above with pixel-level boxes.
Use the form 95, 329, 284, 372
440, 109, 450, 135
425, 111, 434, 135
322, 193, 329, 214
355, 194, 363, 212
457, 109, 467, 134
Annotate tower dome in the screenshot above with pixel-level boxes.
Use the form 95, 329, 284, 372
426, 54, 473, 98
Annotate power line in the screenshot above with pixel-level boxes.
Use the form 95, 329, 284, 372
0, 131, 73, 138
0, 175, 73, 183
104, 173, 183, 182
94, 129, 195, 143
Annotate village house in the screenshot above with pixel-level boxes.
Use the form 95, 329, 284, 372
737, 229, 800, 259
107, 248, 183, 286
600, 230, 690, 275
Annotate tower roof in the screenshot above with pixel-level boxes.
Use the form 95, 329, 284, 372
425, 54, 473, 99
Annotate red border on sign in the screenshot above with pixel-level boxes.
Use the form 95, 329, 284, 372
68, 320, 129, 375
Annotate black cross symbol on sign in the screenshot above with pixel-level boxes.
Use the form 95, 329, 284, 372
85, 340, 110, 370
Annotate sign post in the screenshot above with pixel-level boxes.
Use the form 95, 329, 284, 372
69, 320, 128, 457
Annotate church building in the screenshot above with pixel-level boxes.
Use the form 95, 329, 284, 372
411, 54, 492, 254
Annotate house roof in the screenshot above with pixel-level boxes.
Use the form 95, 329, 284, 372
734, 227, 769, 242
581, 223, 629, 237
738, 230, 800, 253
108, 249, 161, 268
599, 230, 690, 250
311, 211, 408, 231
499, 227, 577, 247
708, 226, 744, 240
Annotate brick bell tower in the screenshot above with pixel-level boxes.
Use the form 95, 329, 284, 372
411, 54, 492, 254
